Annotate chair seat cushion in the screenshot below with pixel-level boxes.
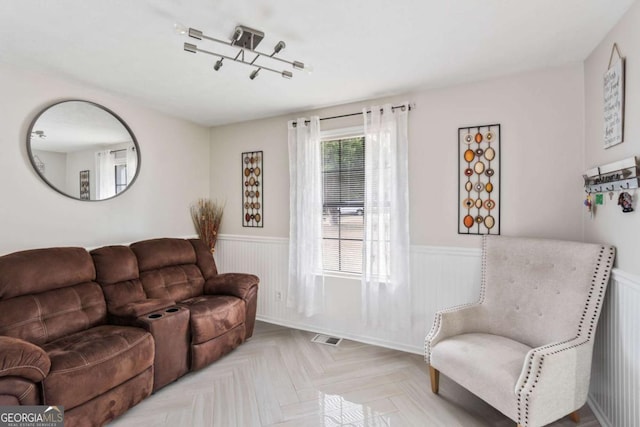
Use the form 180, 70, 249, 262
430, 333, 531, 419
42, 325, 154, 410
179, 295, 244, 344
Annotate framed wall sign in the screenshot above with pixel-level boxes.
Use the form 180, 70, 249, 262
604, 43, 625, 149
242, 151, 263, 227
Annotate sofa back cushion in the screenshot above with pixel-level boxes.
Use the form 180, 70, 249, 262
0, 247, 96, 299
0, 247, 106, 345
91, 245, 147, 311
481, 236, 614, 348
130, 238, 205, 302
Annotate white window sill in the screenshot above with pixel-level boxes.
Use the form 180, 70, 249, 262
323, 271, 361, 281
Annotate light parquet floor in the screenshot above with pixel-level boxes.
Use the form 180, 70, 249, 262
108, 322, 599, 426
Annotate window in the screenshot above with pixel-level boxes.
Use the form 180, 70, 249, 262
113, 149, 128, 194
114, 164, 128, 194
321, 133, 365, 274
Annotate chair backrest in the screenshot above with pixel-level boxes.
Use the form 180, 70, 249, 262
129, 238, 218, 302
480, 236, 615, 348
0, 247, 106, 345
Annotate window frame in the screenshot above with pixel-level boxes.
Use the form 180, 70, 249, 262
320, 125, 365, 277
113, 151, 128, 195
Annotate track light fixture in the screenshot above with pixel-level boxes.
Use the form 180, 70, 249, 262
180, 24, 310, 80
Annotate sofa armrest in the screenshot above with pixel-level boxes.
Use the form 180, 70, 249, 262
204, 273, 259, 300
0, 336, 51, 382
425, 303, 485, 365
515, 337, 593, 427
109, 299, 176, 321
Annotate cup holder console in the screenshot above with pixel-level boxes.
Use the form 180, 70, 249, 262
140, 305, 190, 391
147, 307, 182, 319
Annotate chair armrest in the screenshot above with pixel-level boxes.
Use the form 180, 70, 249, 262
425, 303, 484, 364
109, 299, 176, 321
515, 337, 593, 426
204, 273, 259, 300
0, 336, 51, 382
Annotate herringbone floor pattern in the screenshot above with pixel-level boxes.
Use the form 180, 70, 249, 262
108, 322, 599, 426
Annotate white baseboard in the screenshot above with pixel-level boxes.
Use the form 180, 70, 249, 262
587, 396, 610, 427
256, 314, 424, 355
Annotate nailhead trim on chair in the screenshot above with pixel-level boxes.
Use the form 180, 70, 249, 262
516, 245, 615, 426
480, 235, 488, 303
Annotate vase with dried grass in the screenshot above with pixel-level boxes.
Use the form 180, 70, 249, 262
190, 198, 224, 253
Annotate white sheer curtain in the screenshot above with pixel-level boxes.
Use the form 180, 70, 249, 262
126, 146, 138, 184
362, 103, 411, 329
287, 117, 325, 317
95, 150, 115, 199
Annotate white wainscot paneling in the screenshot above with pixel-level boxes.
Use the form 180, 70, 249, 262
588, 269, 640, 427
215, 235, 481, 354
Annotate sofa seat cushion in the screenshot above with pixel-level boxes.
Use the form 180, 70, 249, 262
41, 325, 153, 410
430, 333, 531, 419
179, 295, 244, 345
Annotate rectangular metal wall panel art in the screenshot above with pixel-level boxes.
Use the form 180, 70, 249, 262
458, 124, 500, 235
242, 151, 263, 227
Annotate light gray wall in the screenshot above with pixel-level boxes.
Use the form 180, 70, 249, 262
210, 63, 585, 248
584, 0, 640, 275
0, 63, 210, 253
31, 149, 66, 192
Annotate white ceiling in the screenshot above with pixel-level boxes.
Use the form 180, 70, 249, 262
0, 0, 635, 127
30, 101, 133, 153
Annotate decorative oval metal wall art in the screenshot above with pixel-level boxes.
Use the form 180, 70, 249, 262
463, 215, 474, 228
474, 161, 485, 174
485, 131, 495, 142
484, 147, 496, 161
458, 124, 500, 235
465, 133, 473, 144
483, 199, 495, 210
242, 151, 263, 228
464, 149, 475, 162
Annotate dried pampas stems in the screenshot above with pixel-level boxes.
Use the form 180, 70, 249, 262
190, 198, 224, 253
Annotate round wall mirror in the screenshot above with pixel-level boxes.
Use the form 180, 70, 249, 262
27, 100, 140, 201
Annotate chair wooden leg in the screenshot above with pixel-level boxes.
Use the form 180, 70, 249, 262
429, 366, 439, 394
569, 410, 580, 423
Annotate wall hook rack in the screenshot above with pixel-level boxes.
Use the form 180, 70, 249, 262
583, 156, 638, 194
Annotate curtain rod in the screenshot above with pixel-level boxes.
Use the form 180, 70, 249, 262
294, 103, 413, 126
109, 147, 136, 154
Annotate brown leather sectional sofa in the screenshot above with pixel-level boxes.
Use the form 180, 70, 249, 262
0, 237, 259, 426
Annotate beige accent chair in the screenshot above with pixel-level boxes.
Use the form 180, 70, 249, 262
425, 236, 615, 427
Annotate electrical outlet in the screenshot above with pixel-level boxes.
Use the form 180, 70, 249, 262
275, 291, 282, 301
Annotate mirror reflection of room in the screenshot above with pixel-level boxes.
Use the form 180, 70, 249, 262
28, 100, 139, 201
